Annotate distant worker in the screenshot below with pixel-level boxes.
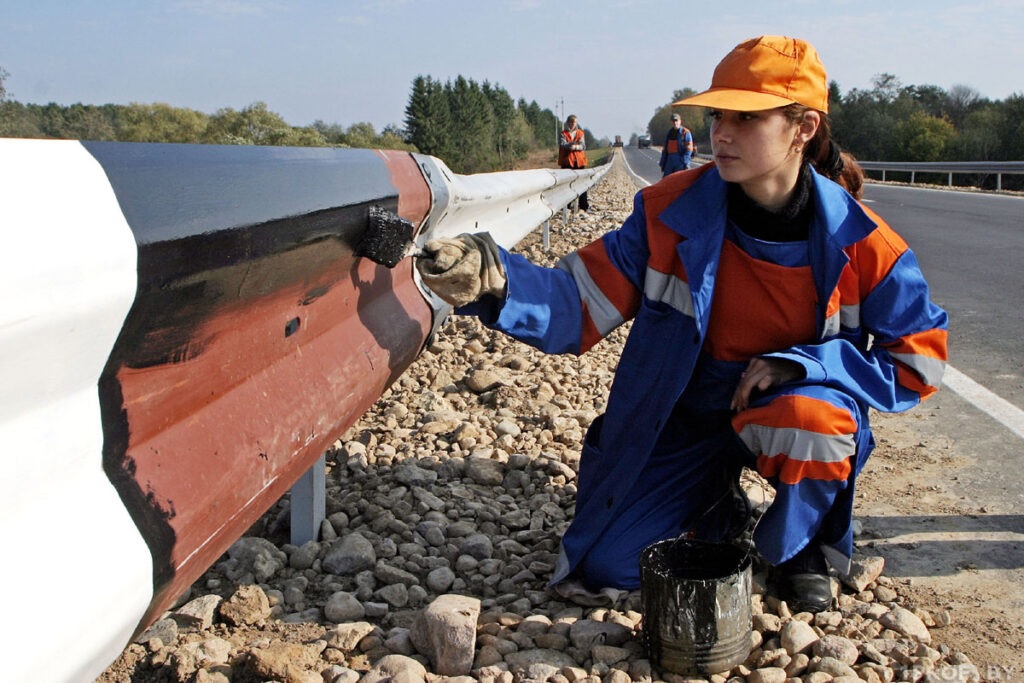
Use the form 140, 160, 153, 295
659, 112, 694, 176
559, 114, 590, 212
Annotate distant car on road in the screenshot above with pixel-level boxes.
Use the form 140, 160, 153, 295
637, 134, 651, 149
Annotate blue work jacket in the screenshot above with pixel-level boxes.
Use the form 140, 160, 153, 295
461, 163, 948, 584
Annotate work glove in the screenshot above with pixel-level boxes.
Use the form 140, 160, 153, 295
415, 232, 506, 307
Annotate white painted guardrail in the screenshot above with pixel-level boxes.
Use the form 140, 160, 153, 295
1, 139, 153, 683
848, 160, 1024, 192
414, 153, 611, 250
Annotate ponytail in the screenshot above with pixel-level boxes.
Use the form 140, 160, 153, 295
783, 104, 864, 199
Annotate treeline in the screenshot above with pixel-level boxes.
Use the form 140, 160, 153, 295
0, 67, 563, 174
830, 75, 1024, 164
404, 75, 565, 173
645, 75, 1024, 190
0, 99, 415, 152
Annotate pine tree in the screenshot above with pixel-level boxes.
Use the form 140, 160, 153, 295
518, 98, 558, 149
483, 81, 518, 166
446, 76, 496, 173
404, 75, 452, 159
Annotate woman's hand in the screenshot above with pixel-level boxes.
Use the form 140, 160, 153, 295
415, 232, 505, 307
731, 357, 805, 412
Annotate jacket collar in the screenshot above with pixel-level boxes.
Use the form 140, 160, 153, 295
659, 164, 876, 245
656, 164, 880, 333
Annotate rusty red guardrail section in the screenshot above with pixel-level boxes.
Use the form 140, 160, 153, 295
87, 143, 436, 630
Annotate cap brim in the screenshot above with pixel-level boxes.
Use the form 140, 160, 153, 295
673, 88, 796, 111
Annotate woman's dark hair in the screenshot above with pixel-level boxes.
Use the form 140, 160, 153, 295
783, 104, 864, 199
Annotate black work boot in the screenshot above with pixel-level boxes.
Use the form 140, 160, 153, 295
774, 542, 834, 613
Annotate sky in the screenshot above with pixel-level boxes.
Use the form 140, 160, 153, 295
2, 0, 1023, 141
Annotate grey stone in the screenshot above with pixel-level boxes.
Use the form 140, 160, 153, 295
814, 634, 860, 665
425, 566, 456, 593
465, 456, 505, 485
324, 591, 365, 623
288, 540, 320, 570
172, 594, 222, 630
780, 619, 819, 655
134, 617, 178, 645
839, 554, 886, 592
879, 606, 932, 644
459, 533, 494, 560
322, 532, 376, 575
221, 537, 287, 582
217, 584, 270, 626
409, 594, 480, 675
325, 621, 376, 651
568, 619, 632, 649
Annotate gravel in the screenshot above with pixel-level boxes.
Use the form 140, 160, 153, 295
99, 160, 980, 683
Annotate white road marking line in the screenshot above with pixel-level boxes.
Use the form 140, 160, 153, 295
943, 365, 1024, 441
873, 530, 1024, 544
620, 151, 651, 187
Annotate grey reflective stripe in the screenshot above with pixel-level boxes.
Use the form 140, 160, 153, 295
840, 303, 860, 329
644, 267, 694, 317
822, 311, 841, 338
557, 253, 625, 337
737, 424, 856, 463
822, 304, 860, 339
890, 351, 947, 388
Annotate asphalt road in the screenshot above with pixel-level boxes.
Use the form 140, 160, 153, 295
622, 143, 665, 183
863, 184, 1024, 405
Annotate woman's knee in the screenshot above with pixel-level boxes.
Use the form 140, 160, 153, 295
732, 389, 860, 484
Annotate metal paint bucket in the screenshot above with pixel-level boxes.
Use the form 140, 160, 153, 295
640, 538, 752, 676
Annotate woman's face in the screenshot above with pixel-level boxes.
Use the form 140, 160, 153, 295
709, 107, 815, 208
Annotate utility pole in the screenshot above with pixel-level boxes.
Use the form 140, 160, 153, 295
555, 98, 563, 144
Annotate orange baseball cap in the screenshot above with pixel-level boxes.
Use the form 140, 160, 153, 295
674, 35, 829, 113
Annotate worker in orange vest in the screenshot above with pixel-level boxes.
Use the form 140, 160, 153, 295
559, 115, 590, 211
660, 112, 695, 176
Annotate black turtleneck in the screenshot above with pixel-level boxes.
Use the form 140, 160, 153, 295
726, 163, 814, 242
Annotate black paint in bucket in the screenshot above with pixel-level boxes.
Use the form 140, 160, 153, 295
640, 538, 752, 676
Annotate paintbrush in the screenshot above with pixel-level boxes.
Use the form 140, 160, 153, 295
356, 205, 425, 268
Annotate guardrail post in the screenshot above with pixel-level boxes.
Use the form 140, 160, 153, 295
911, 171, 916, 185
948, 172, 953, 187
290, 453, 326, 546
543, 220, 551, 250
998, 174, 1003, 191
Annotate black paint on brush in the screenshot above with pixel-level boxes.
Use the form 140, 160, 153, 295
357, 205, 417, 268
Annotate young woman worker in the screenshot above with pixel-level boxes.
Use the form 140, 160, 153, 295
415, 35, 949, 613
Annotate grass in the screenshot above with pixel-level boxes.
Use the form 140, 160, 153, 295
587, 147, 613, 166
513, 146, 614, 170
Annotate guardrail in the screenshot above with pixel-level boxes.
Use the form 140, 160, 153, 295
0, 137, 608, 682
857, 160, 1024, 191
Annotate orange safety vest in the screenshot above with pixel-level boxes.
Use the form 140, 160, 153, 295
665, 126, 691, 155
559, 128, 587, 169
